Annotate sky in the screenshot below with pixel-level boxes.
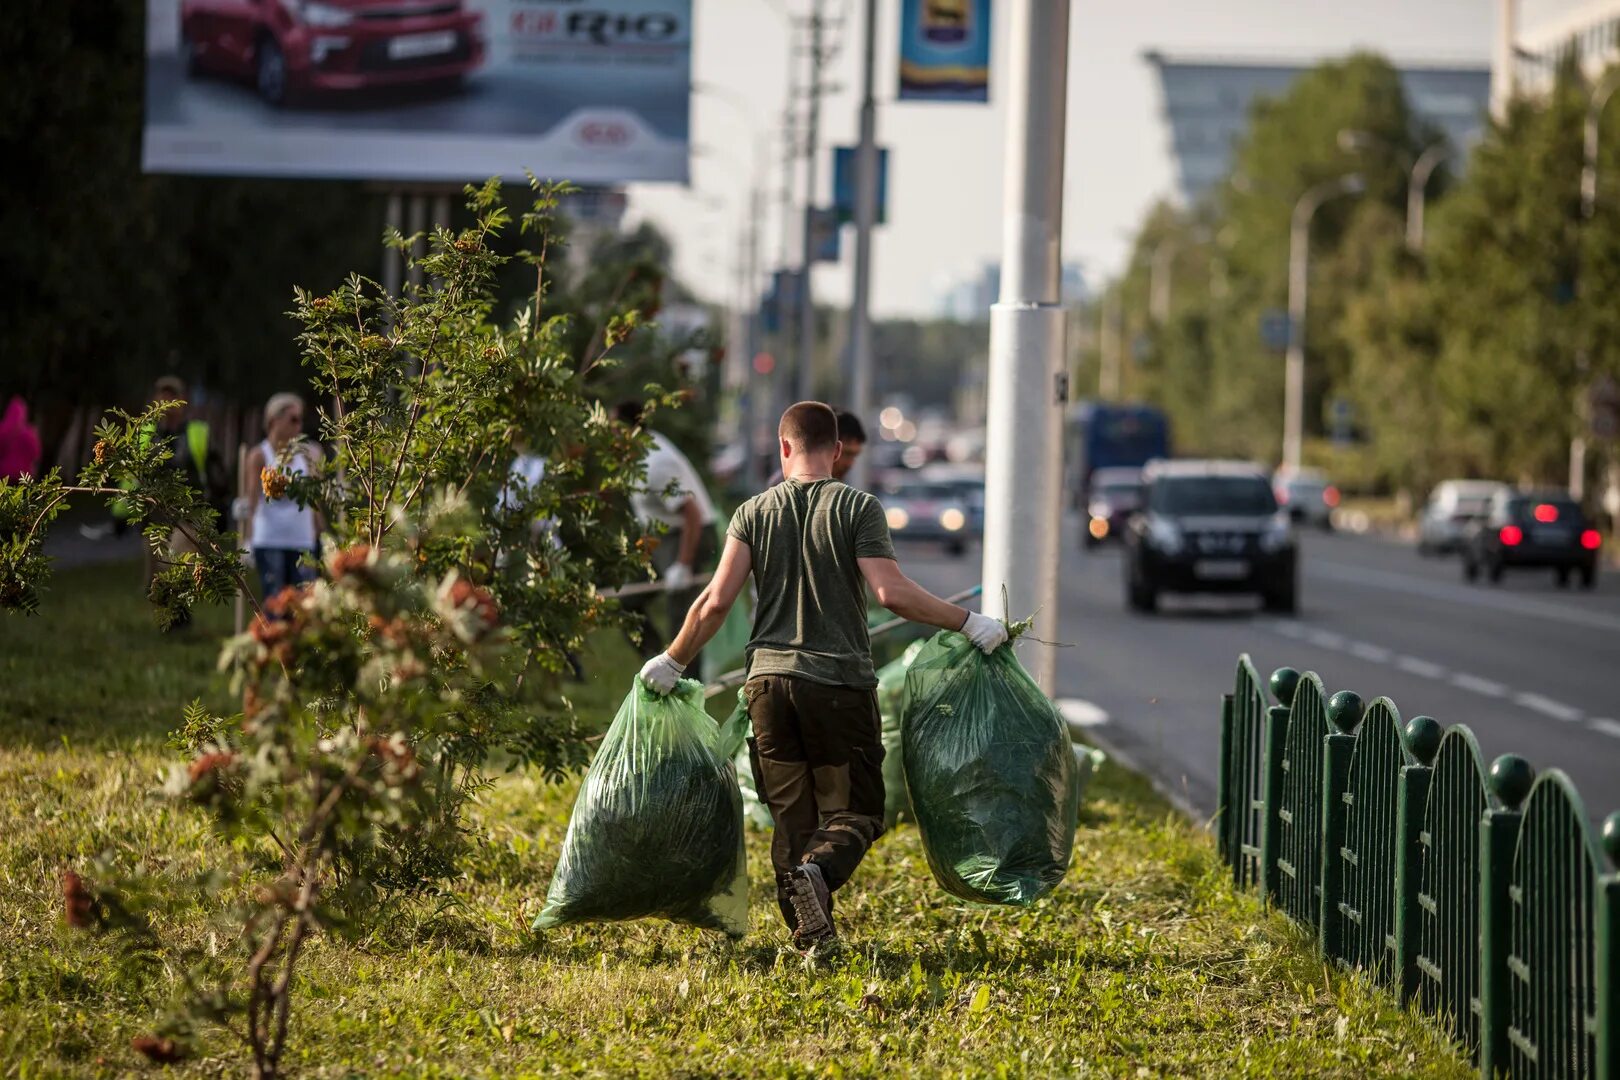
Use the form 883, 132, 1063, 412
624, 0, 1504, 318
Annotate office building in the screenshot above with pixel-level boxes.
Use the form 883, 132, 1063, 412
1145, 52, 1492, 203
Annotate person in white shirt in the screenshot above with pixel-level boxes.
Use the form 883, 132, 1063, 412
615, 400, 719, 657
243, 393, 323, 605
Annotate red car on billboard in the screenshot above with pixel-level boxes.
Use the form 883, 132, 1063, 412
180, 0, 485, 106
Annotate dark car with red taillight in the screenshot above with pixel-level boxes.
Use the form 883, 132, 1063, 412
1462, 491, 1601, 588
180, 0, 485, 107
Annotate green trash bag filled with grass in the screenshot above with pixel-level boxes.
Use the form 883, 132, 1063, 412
902, 629, 1081, 906
535, 676, 748, 936
875, 639, 927, 829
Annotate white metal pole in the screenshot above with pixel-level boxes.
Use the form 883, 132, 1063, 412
982, 0, 1071, 696
1099, 291, 1121, 401
848, 0, 879, 488
1150, 237, 1177, 324
1407, 142, 1450, 252
1283, 175, 1362, 472
1492, 0, 1518, 124
1572, 71, 1620, 497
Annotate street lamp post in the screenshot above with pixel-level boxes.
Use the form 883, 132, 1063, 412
1337, 129, 1452, 253
1572, 67, 1620, 499
847, 0, 879, 490
1406, 142, 1452, 252
1283, 174, 1364, 473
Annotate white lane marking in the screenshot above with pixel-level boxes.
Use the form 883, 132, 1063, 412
1396, 655, 1447, 679
1513, 693, 1584, 723
1590, 718, 1620, 739
1264, 619, 1307, 638
1057, 698, 1110, 729
1311, 559, 1620, 635
1451, 673, 1508, 698
1306, 629, 1346, 649
1348, 641, 1393, 663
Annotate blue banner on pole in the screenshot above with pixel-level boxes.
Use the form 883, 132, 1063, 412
833, 147, 889, 225
898, 0, 992, 103
809, 208, 842, 263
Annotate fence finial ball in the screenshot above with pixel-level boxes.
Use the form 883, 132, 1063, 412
1326, 690, 1364, 733
1488, 755, 1535, 811
1269, 667, 1300, 706
1402, 716, 1442, 766
1602, 811, 1620, 870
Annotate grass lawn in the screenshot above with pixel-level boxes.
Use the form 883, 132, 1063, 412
0, 563, 1470, 1077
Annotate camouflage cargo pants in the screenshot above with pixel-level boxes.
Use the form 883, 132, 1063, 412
744, 674, 887, 931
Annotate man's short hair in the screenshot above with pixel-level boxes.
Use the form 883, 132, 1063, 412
613, 399, 644, 426
779, 401, 840, 453
836, 410, 867, 444
152, 375, 185, 398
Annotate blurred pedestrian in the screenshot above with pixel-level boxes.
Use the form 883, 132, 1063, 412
615, 399, 719, 658
767, 409, 866, 486
244, 392, 323, 603
0, 396, 41, 481
134, 377, 230, 615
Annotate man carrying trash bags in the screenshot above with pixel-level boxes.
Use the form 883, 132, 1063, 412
536, 401, 1083, 955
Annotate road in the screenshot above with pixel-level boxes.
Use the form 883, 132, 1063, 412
898, 518, 1620, 824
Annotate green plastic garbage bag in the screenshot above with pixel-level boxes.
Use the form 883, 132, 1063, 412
875, 639, 927, 829
535, 676, 748, 936
902, 630, 1081, 906
718, 688, 776, 831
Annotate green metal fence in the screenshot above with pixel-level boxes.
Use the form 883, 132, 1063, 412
1332, 697, 1406, 982
1417, 726, 1490, 1056
1218, 654, 1620, 1080
1217, 656, 1272, 891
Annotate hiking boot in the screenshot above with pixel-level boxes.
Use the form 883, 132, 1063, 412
787, 862, 835, 949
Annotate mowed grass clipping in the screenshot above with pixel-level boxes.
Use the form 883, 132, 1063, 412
0, 563, 1470, 1078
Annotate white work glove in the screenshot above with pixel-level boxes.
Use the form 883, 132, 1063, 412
639, 652, 685, 695
231, 496, 251, 525
662, 561, 694, 591
960, 611, 1009, 655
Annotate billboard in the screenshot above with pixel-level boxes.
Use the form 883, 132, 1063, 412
143, 0, 691, 184
897, 0, 991, 103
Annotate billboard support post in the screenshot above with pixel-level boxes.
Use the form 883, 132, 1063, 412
981, 0, 1070, 696
407, 195, 427, 290
847, 0, 880, 490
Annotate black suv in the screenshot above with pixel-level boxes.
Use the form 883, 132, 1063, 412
1123, 461, 1298, 613
1462, 490, 1601, 588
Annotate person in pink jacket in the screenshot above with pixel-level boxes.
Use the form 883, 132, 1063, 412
0, 396, 42, 481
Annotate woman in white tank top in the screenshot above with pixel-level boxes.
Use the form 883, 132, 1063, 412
245, 392, 323, 603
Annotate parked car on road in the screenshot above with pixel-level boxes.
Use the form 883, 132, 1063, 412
1124, 460, 1298, 614
1461, 490, 1601, 588
1418, 479, 1507, 555
877, 478, 976, 557
1272, 467, 1338, 530
180, 0, 486, 107
1082, 466, 1143, 548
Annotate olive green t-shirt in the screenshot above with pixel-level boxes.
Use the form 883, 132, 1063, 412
727, 478, 897, 689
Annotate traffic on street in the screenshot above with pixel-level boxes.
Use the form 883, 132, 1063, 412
898, 502, 1620, 823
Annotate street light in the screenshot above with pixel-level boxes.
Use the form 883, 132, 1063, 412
1406, 142, 1451, 252
1283, 173, 1364, 472
1582, 67, 1620, 220
1337, 128, 1453, 252
1149, 226, 1211, 324
1571, 67, 1620, 499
